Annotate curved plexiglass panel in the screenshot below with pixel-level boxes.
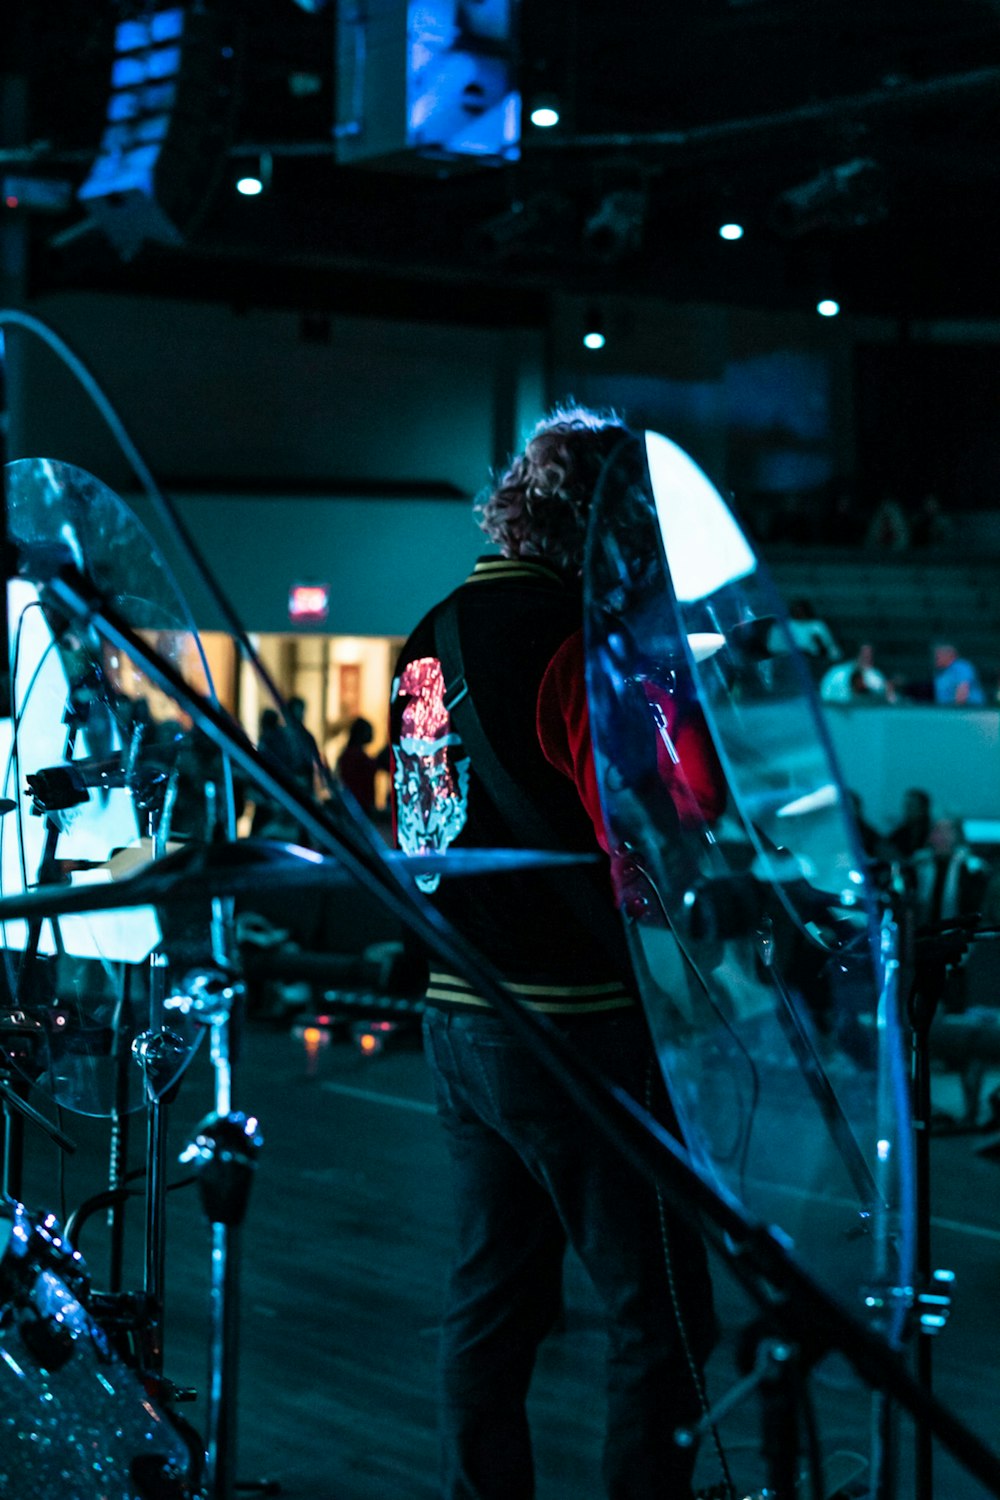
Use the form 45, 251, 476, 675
1, 459, 233, 1114
583, 432, 913, 1342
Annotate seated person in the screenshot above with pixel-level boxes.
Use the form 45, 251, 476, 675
932, 644, 985, 706
820, 644, 896, 704
784, 597, 842, 663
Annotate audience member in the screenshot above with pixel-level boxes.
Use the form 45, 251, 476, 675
932, 644, 985, 706
820, 644, 896, 704
335, 716, 389, 816
864, 495, 911, 552
258, 706, 285, 762
914, 820, 994, 1128
284, 694, 325, 788
909, 492, 952, 550
910, 816, 990, 930
251, 706, 300, 838
886, 788, 933, 861
783, 597, 842, 663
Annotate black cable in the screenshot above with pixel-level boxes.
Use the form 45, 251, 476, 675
646, 1056, 738, 1500
646, 875, 762, 1197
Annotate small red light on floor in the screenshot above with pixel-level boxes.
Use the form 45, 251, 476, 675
292, 1020, 333, 1076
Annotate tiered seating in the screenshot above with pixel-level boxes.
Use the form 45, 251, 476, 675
764, 546, 999, 691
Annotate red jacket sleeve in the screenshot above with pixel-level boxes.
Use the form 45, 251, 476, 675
537, 630, 610, 849
536, 629, 727, 849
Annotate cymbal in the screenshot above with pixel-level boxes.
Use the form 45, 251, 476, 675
0, 838, 598, 923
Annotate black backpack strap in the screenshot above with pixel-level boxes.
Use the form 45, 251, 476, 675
435, 596, 567, 852
434, 596, 628, 965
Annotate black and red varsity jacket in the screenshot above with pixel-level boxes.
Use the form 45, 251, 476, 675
389, 555, 725, 1015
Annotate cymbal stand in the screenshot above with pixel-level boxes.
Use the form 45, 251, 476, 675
130, 948, 188, 1376
171, 897, 263, 1500
129, 797, 190, 1374
907, 914, 969, 1500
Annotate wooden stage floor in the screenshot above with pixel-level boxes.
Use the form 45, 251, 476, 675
13, 1015, 1000, 1500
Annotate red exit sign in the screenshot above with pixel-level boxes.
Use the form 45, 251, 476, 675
288, 583, 330, 622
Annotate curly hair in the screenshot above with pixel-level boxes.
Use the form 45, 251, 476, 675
475, 404, 630, 575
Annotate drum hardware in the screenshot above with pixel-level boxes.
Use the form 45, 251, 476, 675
0, 839, 602, 928
678, 1329, 814, 1500
1, 1069, 77, 1199
905, 909, 982, 1500
240, 936, 425, 1025
65, 1172, 198, 1257
169, 932, 265, 1500
2, 418, 256, 1494
0, 1197, 195, 1498
3, 701, 90, 1206
0, 1010, 77, 1203
83, 1285, 163, 1366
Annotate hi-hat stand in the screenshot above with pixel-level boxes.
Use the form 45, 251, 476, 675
172, 930, 263, 1500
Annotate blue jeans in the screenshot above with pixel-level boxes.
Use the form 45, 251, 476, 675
423, 1007, 717, 1500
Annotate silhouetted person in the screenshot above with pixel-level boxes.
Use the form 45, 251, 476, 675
336, 716, 380, 815
284, 695, 322, 786
390, 405, 720, 1500
887, 788, 932, 861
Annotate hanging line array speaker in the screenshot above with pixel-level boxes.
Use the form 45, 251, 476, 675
77, 4, 243, 261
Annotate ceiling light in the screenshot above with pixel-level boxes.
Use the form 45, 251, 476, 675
235, 150, 272, 197
529, 94, 560, 129
582, 308, 605, 350
719, 222, 744, 240
817, 299, 840, 317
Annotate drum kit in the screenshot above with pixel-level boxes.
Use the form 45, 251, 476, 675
0, 439, 603, 1500
1, 310, 999, 1499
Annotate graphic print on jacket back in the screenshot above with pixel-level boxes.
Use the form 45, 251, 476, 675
392, 656, 470, 892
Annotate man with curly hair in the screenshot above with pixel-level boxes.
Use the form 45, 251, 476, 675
390, 405, 722, 1500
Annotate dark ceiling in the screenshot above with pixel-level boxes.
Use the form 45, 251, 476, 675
11, 0, 1000, 325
